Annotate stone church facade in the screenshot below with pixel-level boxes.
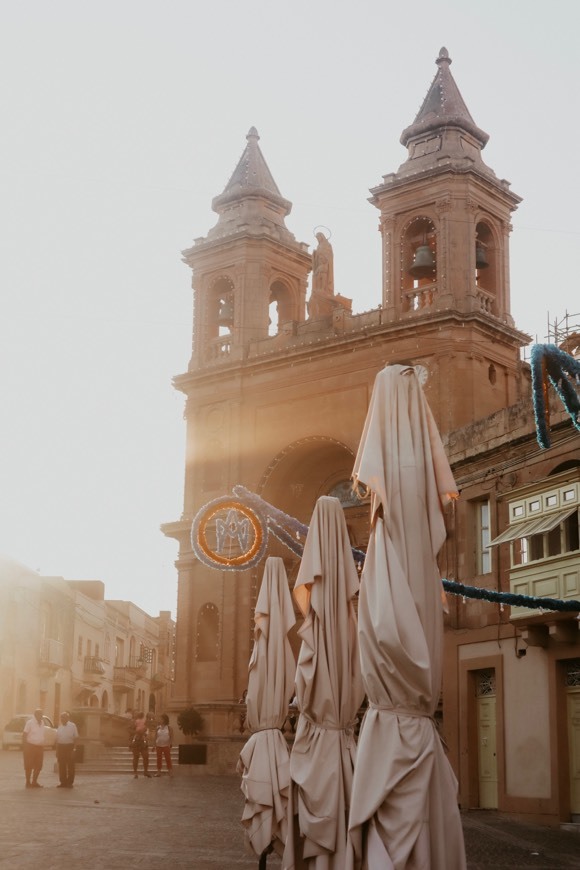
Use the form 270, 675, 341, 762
163, 48, 580, 823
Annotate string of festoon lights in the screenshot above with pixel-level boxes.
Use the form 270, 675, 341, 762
191, 485, 580, 613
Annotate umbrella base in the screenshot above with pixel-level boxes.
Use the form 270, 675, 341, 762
259, 843, 274, 869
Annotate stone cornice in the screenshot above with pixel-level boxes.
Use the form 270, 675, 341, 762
173, 309, 531, 393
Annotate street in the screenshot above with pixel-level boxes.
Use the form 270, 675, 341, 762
0, 750, 577, 869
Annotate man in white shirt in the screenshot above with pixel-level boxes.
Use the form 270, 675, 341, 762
23, 709, 45, 788
55, 712, 79, 788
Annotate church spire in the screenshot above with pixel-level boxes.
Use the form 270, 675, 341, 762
216, 127, 285, 203
401, 47, 488, 148
206, 127, 294, 242
396, 47, 492, 178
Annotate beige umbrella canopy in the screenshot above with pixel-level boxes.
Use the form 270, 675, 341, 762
283, 496, 364, 870
347, 364, 466, 870
238, 556, 297, 860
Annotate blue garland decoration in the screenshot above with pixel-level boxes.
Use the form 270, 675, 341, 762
192, 487, 580, 613
442, 579, 580, 613
234, 485, 367, 567
531, 343, 580, 449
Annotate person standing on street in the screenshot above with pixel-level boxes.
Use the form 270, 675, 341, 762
23, 709, 45, 788
55, 712, 79, 788
129, 711, 151, 778
154, 714, 173, 776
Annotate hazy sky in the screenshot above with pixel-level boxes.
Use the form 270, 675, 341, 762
1, 1, 578, 616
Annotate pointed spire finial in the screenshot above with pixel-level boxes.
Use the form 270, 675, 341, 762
399, 45, 488, 151
247, 126, 260, 141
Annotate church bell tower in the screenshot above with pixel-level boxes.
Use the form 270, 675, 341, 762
373, 47, 529, 429
182, 127, 311, 369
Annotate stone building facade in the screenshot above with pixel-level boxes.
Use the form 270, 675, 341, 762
165, 48, 580, 821
0, 556, 174, 751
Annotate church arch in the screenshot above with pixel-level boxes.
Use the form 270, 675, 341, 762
257, 436, 368, 551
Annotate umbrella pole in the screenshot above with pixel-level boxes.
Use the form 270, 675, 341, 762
258, 843, 273, 869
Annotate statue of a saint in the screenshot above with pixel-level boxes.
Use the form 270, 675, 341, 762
307, 229, 351, 320
312, 232, 334, 297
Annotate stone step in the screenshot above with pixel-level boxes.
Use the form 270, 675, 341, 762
76, 746, 179, 775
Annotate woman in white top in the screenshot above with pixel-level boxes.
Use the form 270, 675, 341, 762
154, 714, 173, 776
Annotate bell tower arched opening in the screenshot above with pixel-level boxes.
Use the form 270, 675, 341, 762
211, 275, 235, 337
268, 279, 294, 335
401, 216, 437, 313
475, 221, 498, 312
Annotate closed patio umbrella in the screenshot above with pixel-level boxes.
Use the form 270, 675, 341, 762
283, 495, 364, 870
347, 364, 466, 870
238, 556, 297, 864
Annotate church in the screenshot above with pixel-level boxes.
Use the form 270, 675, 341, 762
162, 48, 580, 825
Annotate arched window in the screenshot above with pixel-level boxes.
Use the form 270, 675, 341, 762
211, 277, 235, 336
269, 280, 293, 335
328, 479, 364, 508
401, 217, 437, 311
196, 603, 220, 662
475, 221, 497, 304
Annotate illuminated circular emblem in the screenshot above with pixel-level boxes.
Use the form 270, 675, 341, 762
191, 498, 267, 570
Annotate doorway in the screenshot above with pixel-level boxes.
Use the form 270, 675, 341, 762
476, 669, 498, 809
565, 659, 580, 820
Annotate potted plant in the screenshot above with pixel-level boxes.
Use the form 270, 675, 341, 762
176, 707, 206, 764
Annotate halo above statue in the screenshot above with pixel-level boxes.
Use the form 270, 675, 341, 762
313, 225, 332, 240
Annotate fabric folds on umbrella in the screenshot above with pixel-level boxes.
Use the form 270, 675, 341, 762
347, 364, 466, 870
239, 556, 297, 858
283, 496, 364, 870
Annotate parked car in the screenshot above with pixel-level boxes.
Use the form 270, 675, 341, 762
2, 714, 58, 749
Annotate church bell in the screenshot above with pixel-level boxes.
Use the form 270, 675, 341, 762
475, 243, 489, 269
408, 244, 435, 280
217, 296, 234, 328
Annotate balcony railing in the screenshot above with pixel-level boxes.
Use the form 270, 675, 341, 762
204, 336, 232, 364
403, 283, 437, 313
113, 667, 136, 692
84, 656, 105, 675
474, 287, 495, 314
127, 656, 147, 672
39, 638, 64, 670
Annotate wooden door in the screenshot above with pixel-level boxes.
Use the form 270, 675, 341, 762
477, 670, 498, 809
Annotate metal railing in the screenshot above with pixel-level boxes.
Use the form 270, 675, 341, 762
83, 656, 105, 675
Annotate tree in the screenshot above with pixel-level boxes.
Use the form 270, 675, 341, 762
176, 707, 204, 739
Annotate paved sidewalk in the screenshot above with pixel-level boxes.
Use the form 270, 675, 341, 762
0, 750, 578, 869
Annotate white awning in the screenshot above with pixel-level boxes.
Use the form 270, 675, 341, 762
489, 507, 578, 547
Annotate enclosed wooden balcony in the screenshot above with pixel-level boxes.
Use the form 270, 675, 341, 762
490, 470, 580, 641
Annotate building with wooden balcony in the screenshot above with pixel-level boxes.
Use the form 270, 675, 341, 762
444, 392, 580, 825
